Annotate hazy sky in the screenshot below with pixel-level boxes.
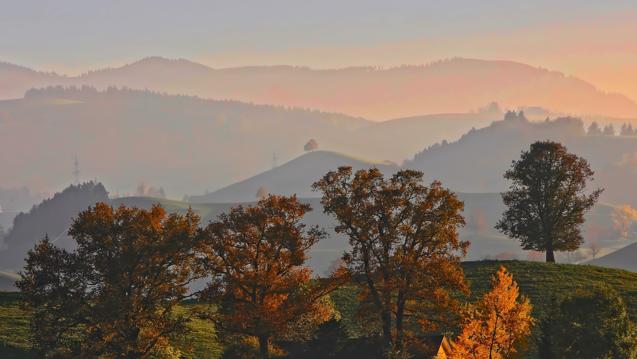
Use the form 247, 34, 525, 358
2, 0, 637, 99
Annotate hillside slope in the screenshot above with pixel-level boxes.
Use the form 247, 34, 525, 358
587, 242, 637, 272
407, 112, 637, 207
3, 261, 637, 358
189, 150, 399, 203
2, 57, 637, 119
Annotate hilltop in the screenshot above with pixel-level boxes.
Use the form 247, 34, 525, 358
189, 150, 399, 203
2, 57, 637, 120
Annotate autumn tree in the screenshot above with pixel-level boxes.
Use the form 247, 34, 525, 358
17, 203, 202, 358
496, 141, 602, 262
199, 195, 346, 359
539, 286, 637, 359
312, 167, 469, 356
452, 266, 533, 359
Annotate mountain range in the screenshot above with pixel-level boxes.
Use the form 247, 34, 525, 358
3, 57, 637, 120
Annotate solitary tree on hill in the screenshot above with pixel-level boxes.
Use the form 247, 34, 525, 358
304, 138, 319, 152
496, 141, 602, 262
313, 167, 469, 356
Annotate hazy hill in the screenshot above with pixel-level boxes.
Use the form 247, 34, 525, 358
406, 112, 637, 207
0, 182, 108, 271
587, 242, 637, 272
1, 184, 623, 274
2, 57, 637, 120
0, 87, 501, 196
188, 150, 399, 203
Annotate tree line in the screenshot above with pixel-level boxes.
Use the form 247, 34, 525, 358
17, 141, 637, 358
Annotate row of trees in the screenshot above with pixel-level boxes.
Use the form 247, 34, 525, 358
16, 140, 623, 358
588, 121, 637, 136
19, 170, 533, 358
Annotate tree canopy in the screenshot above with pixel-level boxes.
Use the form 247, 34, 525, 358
199, 195, 346, 359
453, 266, 533, 359
539, 285, 637, 359
313, 167, 468, 356
496, 141, 602, 262
17, 203, 202, 358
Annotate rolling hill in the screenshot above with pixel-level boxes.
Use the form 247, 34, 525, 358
2, 57, 637, 120
0, 181, 624, 275
188, 150, 399, 203
406, 112, 637, 207
587, 242, 637, 272
0, 87, 504, 196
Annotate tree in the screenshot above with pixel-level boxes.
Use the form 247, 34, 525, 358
588, 122, 602, 135
256, 186, 269, 199
304, 138, 319, 152
621, 123, 636, 136
453, 266, 533, 359
612, 204, 637, 240
603, 124, 616, 136
586, 239, 601, 260
17, 203, 202, 358
199, 195, 346, 359
496, 141, 602, 262
312, 167, 468, 356
539, 286, 637, 359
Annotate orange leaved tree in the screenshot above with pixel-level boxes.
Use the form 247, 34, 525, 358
453, 266, 533, 359
17, 203, 202, 358
199, 195, 346, 359
313, 167, 469, 356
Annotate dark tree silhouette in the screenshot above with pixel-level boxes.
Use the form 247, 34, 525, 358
587, 122, 602, 136
496, 141, 602, 262
313, 167, 468, 356
17, 203, 202, 358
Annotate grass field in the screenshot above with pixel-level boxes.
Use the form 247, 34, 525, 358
2, 261, 637, 357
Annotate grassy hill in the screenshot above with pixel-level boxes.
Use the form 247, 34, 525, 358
2, 261, 637, 357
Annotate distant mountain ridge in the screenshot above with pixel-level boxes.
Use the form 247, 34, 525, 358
2, 57, 637, 119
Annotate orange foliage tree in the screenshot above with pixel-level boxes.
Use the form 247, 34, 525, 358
199, 195, 346, 359
17, 203, 202, 358
452, 266, 533, 359
313, 167, 468, 356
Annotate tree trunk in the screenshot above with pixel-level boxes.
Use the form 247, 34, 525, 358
395, 297, 405, 352
545, 248, 555, 262
258, 334, 269, 359
382, 309, 393, 355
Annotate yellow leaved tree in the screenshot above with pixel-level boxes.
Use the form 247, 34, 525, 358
452, 266, 533, 359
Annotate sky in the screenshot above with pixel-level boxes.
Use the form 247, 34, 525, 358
2, 0, 637, 100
